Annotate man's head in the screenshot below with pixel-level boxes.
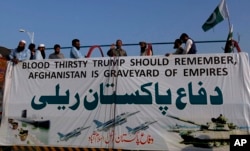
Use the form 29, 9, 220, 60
72, 39, 80, 50
54, 44, 61, 54
28, 43, 36, 52
38, 44, 46, 51
116, 39, 122, 49
180, 33, 189, 43
173, 39, 182, 49
139, 41, 147, 48
38, 44, 46, 59
17, 40, 26, 52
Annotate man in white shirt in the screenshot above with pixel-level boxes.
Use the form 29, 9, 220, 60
70, 39, 83, 58
9, 40, 30, 64
179, 33, 197, 54
35, 44, 46, 60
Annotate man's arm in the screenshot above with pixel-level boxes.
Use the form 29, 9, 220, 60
184, 39, 193, 54
123, 50, 127, 56
107, 49, 114, 57
9, 49, 16, 60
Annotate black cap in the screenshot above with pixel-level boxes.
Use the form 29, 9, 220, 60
139, 41, 146, 45
173, 39, 182, 48
180, 33, 188, 40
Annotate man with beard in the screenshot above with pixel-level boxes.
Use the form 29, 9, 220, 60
9, 40, 30, 64
36, 44, 46, 60
107, 39, 127, 57
48, 44, 65, 59
28, 43, 36, 60
70, 39, 83, 58
139, 41, 153, 56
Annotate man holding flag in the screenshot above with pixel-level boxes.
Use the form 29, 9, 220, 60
224, 25, 241, 53
202, 0, 241, 53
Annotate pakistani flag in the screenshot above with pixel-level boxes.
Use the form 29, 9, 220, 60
224, 25, 234, 53
226, 25, 233, 41
202, 0, 229, 32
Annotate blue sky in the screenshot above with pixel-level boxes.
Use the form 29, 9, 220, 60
0, 0, 249, 58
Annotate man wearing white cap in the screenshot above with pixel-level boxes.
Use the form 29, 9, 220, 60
35, 44, 46, 60
9, 40, 30, 64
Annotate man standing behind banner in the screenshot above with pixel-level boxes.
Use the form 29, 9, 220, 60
36, 44, 46, 60
165, 39, 185, 56
139, 41, 153, 56
179, 33, 197, 54
28, 43, 36, 60
9, 40, 30, 64
49, 44, 65, 59
107, 39, 127, 57
70, 39, 83, 59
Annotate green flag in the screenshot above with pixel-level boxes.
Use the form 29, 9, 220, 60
224, 25, 234, 53
202, 0, 229, 32
226, 25, 233, 41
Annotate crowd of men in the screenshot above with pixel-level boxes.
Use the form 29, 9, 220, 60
7, 33, 199, 64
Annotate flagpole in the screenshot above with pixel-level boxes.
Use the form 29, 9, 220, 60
227, 17, 231, 32
225, 0, 231, 32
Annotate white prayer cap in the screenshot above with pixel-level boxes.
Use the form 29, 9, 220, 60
20, 40, 26, 44
39, 44, 45, 47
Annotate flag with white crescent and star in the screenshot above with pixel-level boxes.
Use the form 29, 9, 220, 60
202, 0, 229, 32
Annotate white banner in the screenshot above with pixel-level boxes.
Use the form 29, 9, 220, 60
0, 53, 250, 150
